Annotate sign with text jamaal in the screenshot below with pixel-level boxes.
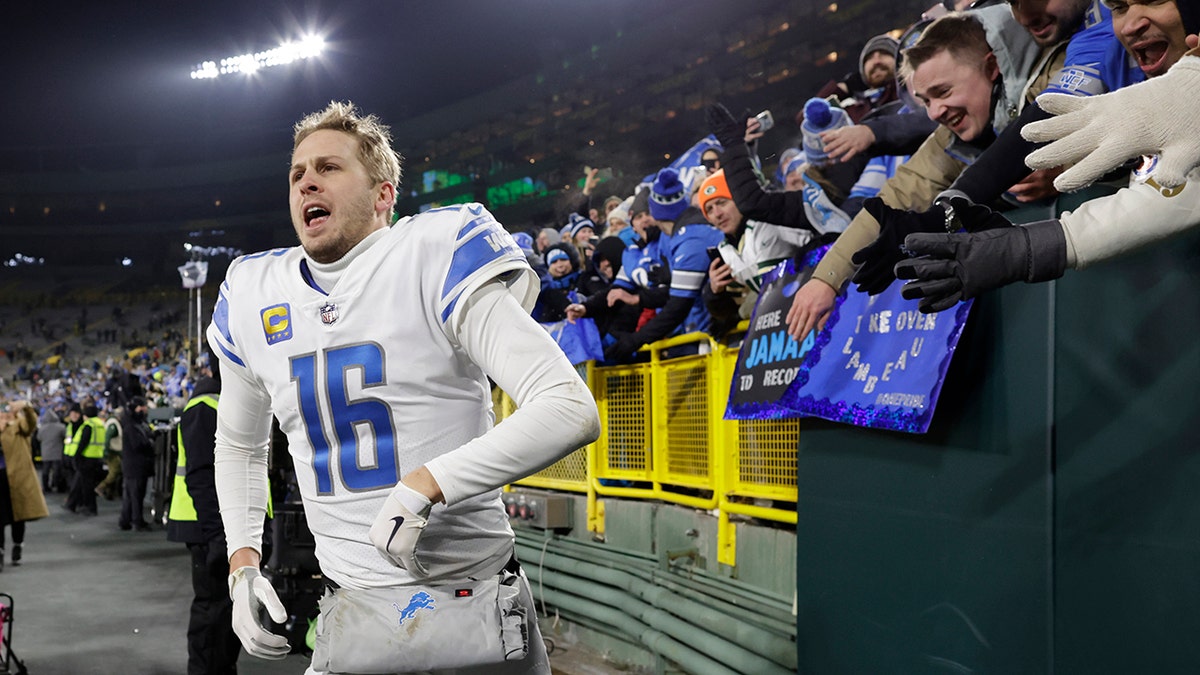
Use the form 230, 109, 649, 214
724, 248, 825, 419
725, 248, 973, 433
779, 281, 973, 433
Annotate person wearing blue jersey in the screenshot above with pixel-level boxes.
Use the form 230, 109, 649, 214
565, 188, 666, 339
207, 101, 599, 675
604, 169, 725, 361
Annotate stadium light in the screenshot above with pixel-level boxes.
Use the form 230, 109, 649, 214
191, 34, 325, 80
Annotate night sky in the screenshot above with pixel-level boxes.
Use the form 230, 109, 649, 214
2, 1, 748, 160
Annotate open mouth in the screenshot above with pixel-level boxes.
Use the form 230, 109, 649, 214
1132, 39, 1169, 75
943, 111, 966, 132
1028, 21, 1054, 41
304, 204, 331, 228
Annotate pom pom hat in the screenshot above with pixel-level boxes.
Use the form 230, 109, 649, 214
649, 168, 688, 222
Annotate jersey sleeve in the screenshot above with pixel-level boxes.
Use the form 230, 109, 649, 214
1043, 3, 1143, 96
1062, 169, 1200, 268
612, 246, 642, 291
207, 256, 252, 372
424, 281, 600, 505
431, 203, 538, 337
668, 225, 724, 299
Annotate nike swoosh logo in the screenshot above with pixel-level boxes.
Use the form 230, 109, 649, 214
385, 515, 405, 550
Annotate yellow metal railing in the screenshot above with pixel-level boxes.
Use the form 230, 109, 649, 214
502, 323, 798, 566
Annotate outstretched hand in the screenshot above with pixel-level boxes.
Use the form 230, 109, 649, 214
706, 103, 751, 149
1023, 54, 1200, 191
785, 278, 837, 342
850, 198, 947, 295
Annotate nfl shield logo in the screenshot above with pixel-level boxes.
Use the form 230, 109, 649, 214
319, 303, 339, 325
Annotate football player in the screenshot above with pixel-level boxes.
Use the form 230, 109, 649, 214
208, 101, 599, 674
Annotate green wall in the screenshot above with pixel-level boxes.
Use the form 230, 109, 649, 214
796, 207, 1200, 673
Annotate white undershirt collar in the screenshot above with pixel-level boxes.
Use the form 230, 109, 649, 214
303, 226, 389, 293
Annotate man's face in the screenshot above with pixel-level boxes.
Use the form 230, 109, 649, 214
631, 211, 654, 238
910, 49, 999, 143
68, 410, 80, 423
1108, 0, 1187, 78
704, 198, 743, 236
536, 231, 552, 251
289, 129, 393, 264
1009, 0, 1092, 46
863, 50, 897, 87
597, 259, 614, 281
700, 150, 721, 172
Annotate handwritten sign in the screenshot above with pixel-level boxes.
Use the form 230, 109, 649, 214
778, 283, 972, 433
724, 247, 972, 433
724, 250, 823, 419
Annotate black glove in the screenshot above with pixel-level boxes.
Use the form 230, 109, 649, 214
942, 195, 1016, 233
850, 197, 949, 295
893, 219, 1068, 313
603, 331, 643, 362
706, 103, 750, 149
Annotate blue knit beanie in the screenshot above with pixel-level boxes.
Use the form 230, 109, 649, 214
649, 168, 688, 222
567, 213, 596, 238
512, 231, 535, 252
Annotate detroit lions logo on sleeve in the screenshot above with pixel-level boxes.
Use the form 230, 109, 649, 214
439, 204, 526, 322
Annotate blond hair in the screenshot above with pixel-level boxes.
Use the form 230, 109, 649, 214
293, 101, 403, 192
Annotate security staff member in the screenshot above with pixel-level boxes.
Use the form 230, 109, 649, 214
64, 405, 105, 516
168, 360, 241, 675
61, 403, 82, 496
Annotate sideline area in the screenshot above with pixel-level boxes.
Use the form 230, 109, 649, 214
1, 500, 617, 674
0, 501, 308, 674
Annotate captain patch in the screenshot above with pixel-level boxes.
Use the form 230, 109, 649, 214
260, 303, 293, 345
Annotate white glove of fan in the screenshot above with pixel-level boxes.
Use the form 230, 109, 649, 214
368, 481, 433, 577
227, 566, 290, 660
1023, 55, 1200, 192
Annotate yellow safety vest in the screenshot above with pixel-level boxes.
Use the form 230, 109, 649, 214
74, 417, 107, 459
168, 394, 217, 522
64, 420, 80, 457
169, 394, 272, 522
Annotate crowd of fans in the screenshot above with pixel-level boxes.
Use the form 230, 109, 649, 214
0, 290, 201, 569
508, 0, 1196, 369
513, 0, 964, 360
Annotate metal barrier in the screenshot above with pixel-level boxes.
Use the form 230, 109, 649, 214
504, 323, 799, 566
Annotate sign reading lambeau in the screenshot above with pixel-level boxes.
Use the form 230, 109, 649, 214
726, 248, 972, 434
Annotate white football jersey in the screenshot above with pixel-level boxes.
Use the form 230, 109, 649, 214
207, 203, 537, 586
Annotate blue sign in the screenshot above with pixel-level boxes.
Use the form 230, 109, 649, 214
725, 247, 973, 433
725, 251, 824, 419
779, 283, 972, 433
542, 318, 604, 365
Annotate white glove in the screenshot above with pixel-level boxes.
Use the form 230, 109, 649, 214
368, 481, 433, 576
1023, 55, 1200, 192
227, 566, 290, 660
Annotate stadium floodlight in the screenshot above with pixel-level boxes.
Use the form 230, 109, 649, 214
191, 34, 325, 79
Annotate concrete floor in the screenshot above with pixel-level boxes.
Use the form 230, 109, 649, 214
0, 495, 629, 675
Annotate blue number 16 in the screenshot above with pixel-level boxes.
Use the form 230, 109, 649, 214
290, 343, 399, 494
